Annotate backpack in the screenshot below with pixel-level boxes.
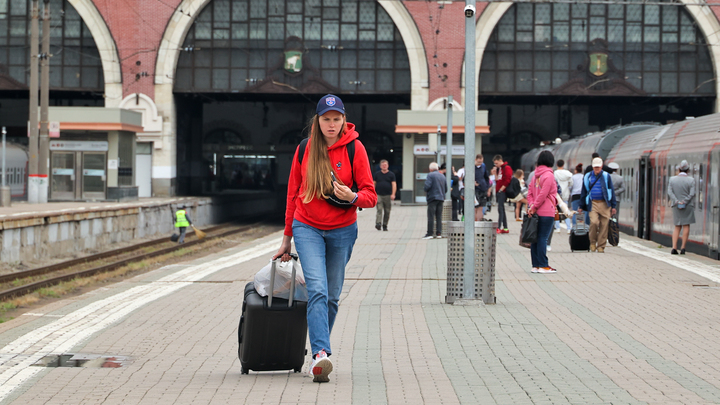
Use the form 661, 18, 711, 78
297, 138, 358, 208
506, 177, 520, 199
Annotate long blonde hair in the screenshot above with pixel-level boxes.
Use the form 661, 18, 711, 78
302, 114, 346, 204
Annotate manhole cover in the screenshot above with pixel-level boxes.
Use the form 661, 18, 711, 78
32, 353, 131, 368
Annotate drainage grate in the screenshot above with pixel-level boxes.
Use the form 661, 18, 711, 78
32, 353, 131, 368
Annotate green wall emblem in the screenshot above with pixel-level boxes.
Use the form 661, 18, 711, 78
284, 50, 303, 73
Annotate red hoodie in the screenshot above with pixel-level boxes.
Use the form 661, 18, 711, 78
284, 122, 377, 236
495, 161, 513, 192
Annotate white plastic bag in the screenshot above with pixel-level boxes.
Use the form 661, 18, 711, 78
253, 258, 308, 302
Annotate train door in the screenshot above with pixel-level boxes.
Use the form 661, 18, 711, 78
709, 150, 720, 258
50, 152, 77, 200
414, 156, 435, 203
640, 155, 652, 240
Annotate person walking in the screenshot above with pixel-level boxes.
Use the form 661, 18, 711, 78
424, 162, 447, 239
450, 166, 461, 221
607, 162, 625, 216
527, 150, 558, 274
456, 165, 465, 218
509, 169, 527, 221
373, 159, 396, 231
474, 155, 490, 221
493, 155, 513, 234
273, 94, 377, 383
578, 157, 617, 253
173, 205, 192, 244
554, 159, 573, 232
668, 160, 696, 255
570, 164, 584, 228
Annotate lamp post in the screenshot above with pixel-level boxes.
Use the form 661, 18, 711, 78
463, 0, 477, 300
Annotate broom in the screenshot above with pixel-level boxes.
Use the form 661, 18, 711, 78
191, 225, 206, 240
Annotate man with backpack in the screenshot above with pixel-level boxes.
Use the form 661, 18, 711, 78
474, 155, 490, 221
493, 155, 513, 234
578, 158, 617, 253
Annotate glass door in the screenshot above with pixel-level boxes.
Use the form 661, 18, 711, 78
82, 153, 106, 200
50, 152, 76, 200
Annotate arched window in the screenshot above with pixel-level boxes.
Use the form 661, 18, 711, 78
479, 2, 715, 96
175, 0, 411, 94
0, 0, 104, 91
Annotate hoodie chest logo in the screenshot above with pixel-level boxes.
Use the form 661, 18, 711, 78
336, 162, 342, 170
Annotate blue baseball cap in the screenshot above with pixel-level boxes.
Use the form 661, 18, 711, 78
316, 94, 345, 116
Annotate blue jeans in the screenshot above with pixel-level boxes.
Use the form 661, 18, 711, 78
531, 215, 555, 268
292, 219, 358, 356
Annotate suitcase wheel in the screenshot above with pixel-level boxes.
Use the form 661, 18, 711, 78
241, 367, 249, 375
294, 368, 302, 373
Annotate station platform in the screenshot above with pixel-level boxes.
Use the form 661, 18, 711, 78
1, 204, 720, 404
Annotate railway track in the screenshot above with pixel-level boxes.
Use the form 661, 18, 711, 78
0, 222, 261, 301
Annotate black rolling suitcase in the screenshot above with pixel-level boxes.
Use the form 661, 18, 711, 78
569, 214, 591, 252
238, 255, 307, 374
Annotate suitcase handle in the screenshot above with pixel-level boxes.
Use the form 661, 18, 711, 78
268, 253, 299, 308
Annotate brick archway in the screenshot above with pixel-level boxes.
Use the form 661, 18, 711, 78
67, 0, 122, 106
468, 1, 720, 110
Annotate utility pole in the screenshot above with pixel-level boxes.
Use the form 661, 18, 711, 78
463, 0, 477, 300
27, 0, 39, 203
38, 0, 51, 203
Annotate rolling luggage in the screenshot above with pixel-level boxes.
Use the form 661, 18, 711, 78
569, 214, 590, 252
238, 255, 307, 374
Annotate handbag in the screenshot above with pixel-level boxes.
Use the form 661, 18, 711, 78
520, 214, 539, 244
608, 215, 620, 247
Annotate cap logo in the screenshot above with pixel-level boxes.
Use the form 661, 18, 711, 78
326, 97, 336, 107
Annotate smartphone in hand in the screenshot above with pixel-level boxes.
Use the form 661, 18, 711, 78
331, 172, 337, 183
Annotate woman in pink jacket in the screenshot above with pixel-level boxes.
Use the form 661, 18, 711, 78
527, 150, 557, 274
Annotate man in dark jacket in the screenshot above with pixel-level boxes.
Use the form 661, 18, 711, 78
424, 162, 447, 239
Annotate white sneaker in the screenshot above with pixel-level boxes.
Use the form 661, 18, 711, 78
554, 228, 560, 233
546, 245, 552, 251
308, 349, 333, 383
531, 267, 539, 273
567, 229, 572, 234
422, 234, 434, 240
537, 267, 557, 274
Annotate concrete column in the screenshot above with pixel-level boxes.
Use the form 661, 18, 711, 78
152, 83, 177, 196
402, 133, 414, 198
107, 131, 119, 187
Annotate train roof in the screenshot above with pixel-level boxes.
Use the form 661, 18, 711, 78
649, 113, 720, 164
0, 142, 28, 167
561, 124, 658, 168
605, 125, 671, 164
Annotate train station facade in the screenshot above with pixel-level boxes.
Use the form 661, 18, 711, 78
1, 0, 720, 200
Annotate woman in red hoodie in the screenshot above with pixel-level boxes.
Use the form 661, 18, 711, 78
274, 94, 376, 383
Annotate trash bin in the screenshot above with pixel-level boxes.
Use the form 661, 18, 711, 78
445, 220, 496, 304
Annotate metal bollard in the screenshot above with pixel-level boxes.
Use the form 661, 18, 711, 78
445, 220, 496, 304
